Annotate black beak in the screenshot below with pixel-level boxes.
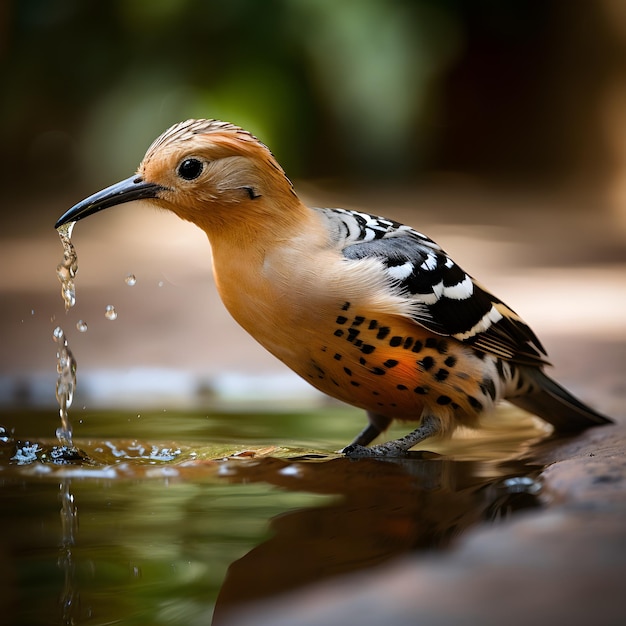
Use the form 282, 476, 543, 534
55, 175, 164, 229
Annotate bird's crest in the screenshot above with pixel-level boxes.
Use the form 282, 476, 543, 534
143, 119, 294, 193
145, 119, 255, 157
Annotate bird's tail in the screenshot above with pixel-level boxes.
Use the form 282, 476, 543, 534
509, 367, 613, 433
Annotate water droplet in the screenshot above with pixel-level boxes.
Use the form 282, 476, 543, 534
76, 320, 88, 332
53, 326, 65, 343
31, 309, 35, 316
0, 426, 12, 444
125, 273, 137, 286
61, 282, 76, 309
158, 280, 164, 288
104, 305, 117, 321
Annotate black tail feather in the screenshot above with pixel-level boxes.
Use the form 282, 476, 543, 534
509, 368, 613, 433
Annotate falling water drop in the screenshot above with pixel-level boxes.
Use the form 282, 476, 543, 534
104, 305, 117, 321
53, 326, 76, 447
76, 320, 88, 333
125, 273, 137, 286
56, 222, 78, 311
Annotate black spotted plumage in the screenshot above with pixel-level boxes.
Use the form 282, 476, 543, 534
320, 207, 547, 366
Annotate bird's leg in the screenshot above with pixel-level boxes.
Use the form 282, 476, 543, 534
343, 413, 440, 458
345, 412, 393, 448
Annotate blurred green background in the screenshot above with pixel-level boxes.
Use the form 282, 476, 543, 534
1, 0, 625, 413
2, 0, 625, 192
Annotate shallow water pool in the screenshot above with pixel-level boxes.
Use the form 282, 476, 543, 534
0, 406, 546, 625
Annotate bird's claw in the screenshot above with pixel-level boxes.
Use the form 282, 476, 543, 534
341, 444, 374, 457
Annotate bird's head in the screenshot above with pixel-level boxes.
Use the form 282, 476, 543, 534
55, 119, 300, 237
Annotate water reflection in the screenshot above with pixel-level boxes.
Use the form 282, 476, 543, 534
58, 479, 79, 625
0, 408, 546, 625
209, 454, 542, 624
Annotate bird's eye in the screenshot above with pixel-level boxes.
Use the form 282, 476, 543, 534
177, 158, 204, 181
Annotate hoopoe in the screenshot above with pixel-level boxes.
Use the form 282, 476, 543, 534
55, 119, 612, 456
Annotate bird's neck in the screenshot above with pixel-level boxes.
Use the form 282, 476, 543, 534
190, 187, 305, 241
206, 194, 323, 290
205, 199, 331, 358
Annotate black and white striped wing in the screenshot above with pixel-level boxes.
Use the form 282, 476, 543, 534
327, 208, 547, 365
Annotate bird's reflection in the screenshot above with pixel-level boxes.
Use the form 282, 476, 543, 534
211, 454, 542, 624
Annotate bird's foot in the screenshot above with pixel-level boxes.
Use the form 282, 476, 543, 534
342, 414, 441, 458
341, 443, 409, 458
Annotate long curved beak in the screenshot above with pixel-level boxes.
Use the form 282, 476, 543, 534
55, 175, 164, 229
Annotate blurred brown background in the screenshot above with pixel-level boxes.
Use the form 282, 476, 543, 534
1, 0, 625, 411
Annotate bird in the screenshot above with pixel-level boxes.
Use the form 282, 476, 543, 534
55, 119, 612, 456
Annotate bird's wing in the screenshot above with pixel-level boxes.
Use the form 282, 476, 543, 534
321, 208, 548, 365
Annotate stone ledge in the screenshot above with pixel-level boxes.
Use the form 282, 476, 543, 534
226, 421, 626, 626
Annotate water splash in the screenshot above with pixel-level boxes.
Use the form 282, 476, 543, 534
56, 222, 77, 311
53, 327, 76, 447
11, 442, 41, 464
104, 304, 117, 320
